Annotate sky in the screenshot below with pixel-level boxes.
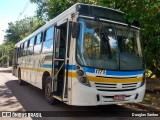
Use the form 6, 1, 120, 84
0, 0, 37, 45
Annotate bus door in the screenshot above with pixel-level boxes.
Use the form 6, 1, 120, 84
52, 19, 72, 101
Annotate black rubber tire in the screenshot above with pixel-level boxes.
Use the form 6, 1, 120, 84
18, 70, 25, 85
45, 76, 58, 105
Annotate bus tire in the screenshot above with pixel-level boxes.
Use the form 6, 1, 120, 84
45, 76, 57, 105
18, 70, 25, 85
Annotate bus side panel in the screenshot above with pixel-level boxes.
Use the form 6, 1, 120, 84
67, 37, 76, 105
18, 57, 24, 79
30, 54, 42, 88
25, 56, 30, 82
35, 54, 52, 89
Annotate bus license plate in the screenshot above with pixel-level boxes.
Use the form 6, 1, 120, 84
114, 95, 125, 101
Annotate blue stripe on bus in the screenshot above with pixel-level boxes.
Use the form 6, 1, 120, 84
82, 67, 144, 76
41, 64, 75, 70
41, 64, 52, 69
41, 64, 144, 76
65, 65, 76, 70
106, 70, 144, 76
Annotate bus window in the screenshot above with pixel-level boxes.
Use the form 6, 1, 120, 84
20, 44, 22, 50
30, 37, 34, 47
19, 43, 24, 57
36, 33, 42, 44
42, 27, 54, 53
34, 33, 43, 54
44, 27, 54, 41
17, 47, 20, 58
28, 37, 34, 55
27, 39, 30, 47
18, 44, 22, 57
24, 41, 28, 48
23, 41, 27, 56
22, 42, 25, 49
18, 47, 21, 58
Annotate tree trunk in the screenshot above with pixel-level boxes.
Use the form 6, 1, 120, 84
148, 64, 160, 78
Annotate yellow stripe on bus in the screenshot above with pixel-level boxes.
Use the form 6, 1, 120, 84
67, 72, 142, 83
65, 72, 77, 77
18, 66, 52, 74
18, 67, 142, 83
87, 76, 142, 83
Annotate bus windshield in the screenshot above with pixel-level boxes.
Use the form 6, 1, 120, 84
76, 18, 144, 70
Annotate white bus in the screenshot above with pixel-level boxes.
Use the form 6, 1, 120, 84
12, 3, 145, 106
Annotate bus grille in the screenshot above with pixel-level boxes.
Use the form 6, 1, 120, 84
95, 82, 138, 92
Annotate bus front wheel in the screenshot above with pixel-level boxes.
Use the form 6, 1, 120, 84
45, 76, 57, 105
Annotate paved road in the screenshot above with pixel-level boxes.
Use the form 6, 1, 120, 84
0, 70, 159, 120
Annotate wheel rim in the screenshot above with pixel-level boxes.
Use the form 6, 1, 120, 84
46, 81, 51, 97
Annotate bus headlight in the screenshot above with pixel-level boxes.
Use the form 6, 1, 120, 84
80, 77, 87, 83
76, 69, 91, 87
79, 77, 91, 87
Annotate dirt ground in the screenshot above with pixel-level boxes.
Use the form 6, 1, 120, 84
142, 78, 160, 108
146, 78, 160, 92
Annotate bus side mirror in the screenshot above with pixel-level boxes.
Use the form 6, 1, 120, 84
72, 22, 80, 38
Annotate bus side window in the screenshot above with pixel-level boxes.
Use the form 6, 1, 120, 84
18, 44, 22, 58
20, 42, 24, 57
34, 32, 43, 54
27, 39, 30, 47
16, 48, 18, 58
27, 39, 30, 55
22, 43, 24, 57
28, 37, 34, 55
23, 41, 27, 56
24, 41, 28, 48
42, 26, 54, 53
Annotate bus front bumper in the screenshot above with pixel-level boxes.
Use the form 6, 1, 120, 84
71, 82, 145, 106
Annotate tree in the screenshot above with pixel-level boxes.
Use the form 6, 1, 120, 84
30, 0, 98, 20
0, 42, 14, 66
4, 16, 45, 44
0, 16, 45, 66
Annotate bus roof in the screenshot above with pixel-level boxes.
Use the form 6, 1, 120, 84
15, 3, 78, 47
14, 3, 127, 48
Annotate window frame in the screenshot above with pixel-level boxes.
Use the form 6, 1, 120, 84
33, 32, 43, 55
41, 26, 54, 54
29, 37, 35, 47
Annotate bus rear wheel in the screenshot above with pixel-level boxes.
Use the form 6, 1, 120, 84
45, 76, 57, 105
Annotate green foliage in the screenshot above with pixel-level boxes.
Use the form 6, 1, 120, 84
0, 16, 45, 66
0, 42, 14, 66
4, 16, 45, 44
30, 0, 99, 20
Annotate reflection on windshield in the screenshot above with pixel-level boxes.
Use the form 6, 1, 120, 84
34, 44, 42, 54
42, 40, 53, 53
76, 18, 144, 70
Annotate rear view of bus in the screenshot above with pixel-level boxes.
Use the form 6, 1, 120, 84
71, 4, 145, 105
